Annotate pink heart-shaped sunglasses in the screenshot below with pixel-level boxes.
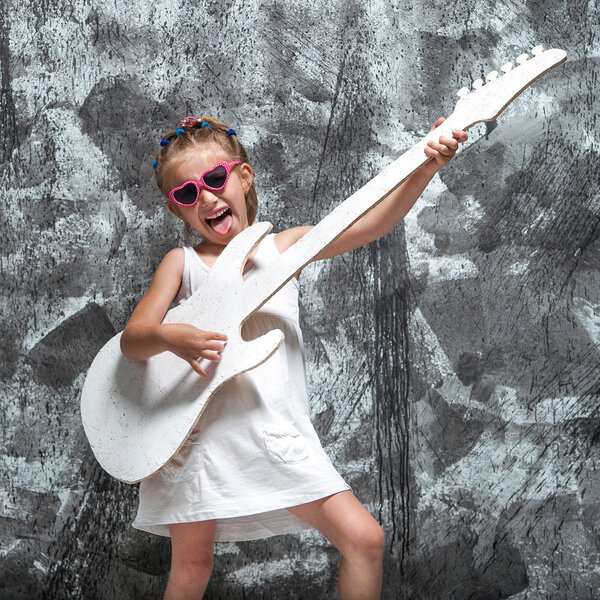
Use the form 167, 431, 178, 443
169, 161, 241, 207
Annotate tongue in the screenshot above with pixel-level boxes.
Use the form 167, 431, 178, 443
210, 212, 233, 235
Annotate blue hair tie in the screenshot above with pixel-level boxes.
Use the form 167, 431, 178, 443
152, 159, 158, 168
175, 128, 185, 136
160, 139, 170, 146
226, 128, 237, 136
201, 122, 211, 129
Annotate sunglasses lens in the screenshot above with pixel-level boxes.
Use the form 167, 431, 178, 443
203, 165, 228, 189
174, 183, 199, 205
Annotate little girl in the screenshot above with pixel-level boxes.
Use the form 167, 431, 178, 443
120, 115, 467, 599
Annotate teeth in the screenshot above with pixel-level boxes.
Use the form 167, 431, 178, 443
457, 87, 470, 98
472, 78, 485, 90
501, 61, 515, 73
206, 208, 228, 220
516, 53, 530, 65
531, 44, 544, 56
486, 70, 499, 81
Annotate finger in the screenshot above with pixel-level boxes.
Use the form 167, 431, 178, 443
428, 116, 446, 133
188, 359, 209, 377
432, 139, 458, 157
204, 331, 228, 341
424, 145, 440, 158
204, 340, 226, 352
439, 145, 455, 157
199, 351, 221, 362
427, 140, 449, 155
438, 136, 459, 150
452, 129, 469, 142
172, 351, 208, 376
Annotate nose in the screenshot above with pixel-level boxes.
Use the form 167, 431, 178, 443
196, 185, 219, 207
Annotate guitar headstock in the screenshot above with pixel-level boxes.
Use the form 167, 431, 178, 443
451, 45, 567, 129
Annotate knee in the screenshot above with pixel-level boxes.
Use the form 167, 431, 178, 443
346, 522, 386, 561
364, 523, 386, 557
172, 551, 214, 585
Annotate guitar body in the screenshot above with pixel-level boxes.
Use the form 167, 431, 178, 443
81, 223, 285, 483
81, 47, 567, 484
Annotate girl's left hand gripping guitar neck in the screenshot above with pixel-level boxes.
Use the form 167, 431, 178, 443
81, 46, 567, 484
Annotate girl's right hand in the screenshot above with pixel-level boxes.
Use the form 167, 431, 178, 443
160, 323, 228, 377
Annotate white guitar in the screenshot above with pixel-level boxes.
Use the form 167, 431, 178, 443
81, 46, 567, 483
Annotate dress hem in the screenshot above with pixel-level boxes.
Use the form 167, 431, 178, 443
132, 482, 352, 541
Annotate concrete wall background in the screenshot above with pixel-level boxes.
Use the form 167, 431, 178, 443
1, 0, 598, 598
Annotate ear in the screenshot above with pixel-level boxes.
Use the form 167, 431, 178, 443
239, 163, 253, 195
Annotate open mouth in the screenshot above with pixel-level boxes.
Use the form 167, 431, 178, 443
205, 207, 233, 235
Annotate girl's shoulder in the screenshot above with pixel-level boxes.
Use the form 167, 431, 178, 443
153, 247, 185, 282
131, 248, 185, 315
160, 246, 185, 269
274, 226, 313, 254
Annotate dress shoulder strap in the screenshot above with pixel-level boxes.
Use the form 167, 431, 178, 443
175, 246, 210, 305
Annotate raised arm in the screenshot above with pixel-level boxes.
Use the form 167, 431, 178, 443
120, 248, 227, 376
275, 120, 467, 260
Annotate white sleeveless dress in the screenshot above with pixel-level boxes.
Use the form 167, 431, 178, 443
132, 234, 351, 542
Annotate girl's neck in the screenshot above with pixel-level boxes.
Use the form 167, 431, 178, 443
195, 238, 226, 258
194, 234, 260, 268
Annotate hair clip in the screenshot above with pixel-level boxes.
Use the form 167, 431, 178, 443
201, 122, 211, 129
178, 116, 204, 128
175, 128, 185, 136
152, 159, 158, 168
226, 128, 237, 136
160, 139, 170, 146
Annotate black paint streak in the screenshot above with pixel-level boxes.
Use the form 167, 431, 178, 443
312, 63, 345, 208
0, 2, 17, 165
369, 231, 412, 567
45, 456, 169, 599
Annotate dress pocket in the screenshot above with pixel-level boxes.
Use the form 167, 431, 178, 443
262, 424, 309, 464
160, 438, 204, 483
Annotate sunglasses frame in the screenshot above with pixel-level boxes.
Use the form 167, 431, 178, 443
168, 161, 242, 207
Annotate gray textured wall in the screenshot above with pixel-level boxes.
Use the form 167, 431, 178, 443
1, 0, 598, 598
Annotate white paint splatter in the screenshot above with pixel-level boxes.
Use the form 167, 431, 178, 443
572, 297, 600, 347
409, 306, 454, 380
426, 254, 479, 281
507, 260, 529, 275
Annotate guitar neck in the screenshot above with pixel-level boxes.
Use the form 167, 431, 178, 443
240, 46, 569, 318
243, 114, 465, 315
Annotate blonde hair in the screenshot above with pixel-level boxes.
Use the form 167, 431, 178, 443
153, 116, 258, 224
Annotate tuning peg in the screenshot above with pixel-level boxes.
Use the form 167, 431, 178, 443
472, 78, 485, 89
531, 44, 544, 56
486, 70, 499, 81
456, 87, 470, 98
501, 62, 515, 73
516, 53, 530, 65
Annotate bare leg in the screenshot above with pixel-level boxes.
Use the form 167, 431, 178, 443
164, 520, 216, 600
288, 491, 385, 600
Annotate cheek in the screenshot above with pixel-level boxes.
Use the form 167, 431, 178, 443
167, 202, 183, 219
171, 205, 198, 227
